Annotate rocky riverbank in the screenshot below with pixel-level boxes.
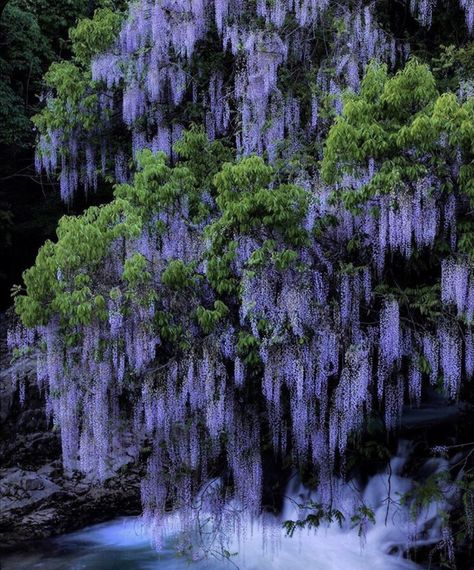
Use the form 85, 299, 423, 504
0, 316, 141, 551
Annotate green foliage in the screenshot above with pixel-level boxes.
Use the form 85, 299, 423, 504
0, 2, 53, 146
114, 130, 230, 222
123, 253, 151, 286
396, 452, 474, 567
283, 500, 346, 538
161, 259, 197, 291
34, 59, 100, 139
319, 57, 474, 338
15, 197, 139, 327
70, 8, 122, 65
0, 73, 32, 147
458, 219, 474, 255
236, 331, 261, 366
32, 5, 125, 162
0, 0, 91, 147
154, 310, 182, 344
432, 43, 474, 93
14, 129, 237, 330
346, 438, 391, 473
205, 240, 238, 296
212, 156, 308, 247
402, 284, 442, 318
350, 505, 376, 536
214, 156, 274, 207
247, 240, 299, 271
196, 300, 229, 334
321, 59, 474, 212
401, 470, 449, 519
205, 156, 309, 296
173, 126, 233, 195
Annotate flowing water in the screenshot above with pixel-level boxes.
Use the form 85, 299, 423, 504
0, 442, 449, 570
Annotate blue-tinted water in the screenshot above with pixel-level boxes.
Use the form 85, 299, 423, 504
1, 444, 437, 570
0, 514, 421, 570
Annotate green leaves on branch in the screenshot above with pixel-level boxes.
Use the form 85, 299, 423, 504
283, 501, 346, 538
33, 6, 124, 158
206, 156, 309, 294
196, 301, 229, 334
15, 197, 140, 327
161, 259, 197, 291
18, 129, 307, 335
205, 241, 238, 296
322, 59, 474, 211
115, 132, 230, 223
154, 311, 182, 344
123, 253, 150, 286
247, 240, 299, 271
0, 0, 91, 147
236, 331, 261, 367
212, 156, 308, 246
70, 8, 122, 65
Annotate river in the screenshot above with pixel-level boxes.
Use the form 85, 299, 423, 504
1, 441, 444, 570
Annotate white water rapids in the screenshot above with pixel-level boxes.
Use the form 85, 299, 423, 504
0, 441, 450, 570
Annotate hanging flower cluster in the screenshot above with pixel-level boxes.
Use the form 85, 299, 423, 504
14, 0, 474, 555
14, 98, 474, 547
35, 0, 408, 202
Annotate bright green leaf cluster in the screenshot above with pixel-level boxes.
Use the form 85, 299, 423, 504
322, 59, 474, 211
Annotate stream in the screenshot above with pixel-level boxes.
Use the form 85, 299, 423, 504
0, 440, 447, 570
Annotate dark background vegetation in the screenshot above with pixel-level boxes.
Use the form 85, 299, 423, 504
0, 0, 106, 309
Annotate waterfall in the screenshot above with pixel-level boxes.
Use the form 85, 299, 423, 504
0, 441, 453, 570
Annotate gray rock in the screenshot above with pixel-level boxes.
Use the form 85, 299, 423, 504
0, 468, 61, 512
23, 474, 46, 491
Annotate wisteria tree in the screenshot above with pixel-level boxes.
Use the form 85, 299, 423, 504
8, 0, 474, 564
